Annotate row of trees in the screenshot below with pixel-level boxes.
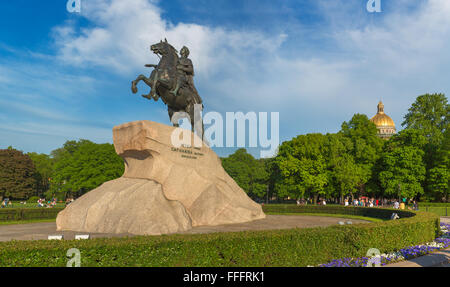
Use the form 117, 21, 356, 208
222, 93, 449, 203
0, 140, 123, 200
1, 93, 447, 202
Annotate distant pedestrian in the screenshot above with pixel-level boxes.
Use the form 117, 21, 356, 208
394, 201, 400, 209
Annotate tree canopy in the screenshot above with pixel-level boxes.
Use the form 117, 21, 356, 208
0, 148, 38, 200
47, 140, 124, 200
221, 148, 269, 199
2, 94, 448, 203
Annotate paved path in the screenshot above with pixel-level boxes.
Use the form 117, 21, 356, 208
0, 215, 368, 242
441, 217, 450, 224
386, 248, 450, 267
386, 216, 450, 267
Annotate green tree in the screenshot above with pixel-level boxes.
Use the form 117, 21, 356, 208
428, 128, 450, 201
332, 154, 364, 202
340, 114, 384, 195
47, 140, 124, 200
221, 148, 268, 199
0, 148, 38, 200
378, 130, 427, 199
402, 93, 449, 148
402, 94, 449, 198
275, 134, 328, 203
27, 152, 53, 197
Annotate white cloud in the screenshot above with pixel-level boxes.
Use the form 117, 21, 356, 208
54, 0, 286, 76
53, 0, 450, 107
3, 0, 450, 155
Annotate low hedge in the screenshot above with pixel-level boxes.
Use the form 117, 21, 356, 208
0, 205, 440, 267
262, 204, 416, 219
0, 208, 63, 221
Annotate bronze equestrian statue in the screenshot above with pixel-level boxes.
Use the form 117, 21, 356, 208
131, 39, 203, 132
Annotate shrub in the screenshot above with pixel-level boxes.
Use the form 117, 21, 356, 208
0, 205, 439, 267
0, 208, 63, 221
27, 196, 40, 204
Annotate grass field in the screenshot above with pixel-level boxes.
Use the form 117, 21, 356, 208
265, 212, 384, 222
419, 206, 449, 216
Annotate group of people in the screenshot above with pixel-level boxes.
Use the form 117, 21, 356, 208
344, 198, 418, 210
296, 199, 327, 205
37, 198, 57, 208
294, 197, 419, 210
0, 197, 74, 209
345, 198, 379, 207
1, 198, 11, 208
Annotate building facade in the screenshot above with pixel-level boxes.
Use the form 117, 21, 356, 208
370, 101, 396, 139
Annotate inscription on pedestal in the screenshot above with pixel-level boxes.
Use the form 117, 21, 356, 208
171, 146, 204, 160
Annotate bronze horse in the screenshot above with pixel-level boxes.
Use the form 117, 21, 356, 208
131, 40, 203, 133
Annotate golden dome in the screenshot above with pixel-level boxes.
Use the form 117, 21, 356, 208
370, 101, 395, 128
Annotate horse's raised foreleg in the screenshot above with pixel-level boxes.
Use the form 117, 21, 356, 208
131, 74, 148, 94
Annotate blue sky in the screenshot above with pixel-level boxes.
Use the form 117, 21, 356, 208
1, 0, 449, 157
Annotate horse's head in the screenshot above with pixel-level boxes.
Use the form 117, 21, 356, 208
150, 39, 178, 57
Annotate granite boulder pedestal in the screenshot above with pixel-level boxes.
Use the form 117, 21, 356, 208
56, 120, 265, 235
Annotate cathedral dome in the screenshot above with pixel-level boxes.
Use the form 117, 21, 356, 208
370, 101, 396, 139
371, 113, 395, 127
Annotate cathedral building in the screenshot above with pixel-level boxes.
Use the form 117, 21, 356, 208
370, 101, 396, 139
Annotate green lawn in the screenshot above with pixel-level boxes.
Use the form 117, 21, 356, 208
419, 206, 449, 216
265, 212, 384, 223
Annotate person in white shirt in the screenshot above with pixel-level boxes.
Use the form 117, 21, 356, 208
394, 201, 400, 209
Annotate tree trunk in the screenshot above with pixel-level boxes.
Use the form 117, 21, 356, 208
313, 194, 318, 205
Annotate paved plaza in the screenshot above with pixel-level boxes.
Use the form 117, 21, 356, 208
0, 215, 368, 242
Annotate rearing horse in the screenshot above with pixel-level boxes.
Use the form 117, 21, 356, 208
131, 39, 203, 133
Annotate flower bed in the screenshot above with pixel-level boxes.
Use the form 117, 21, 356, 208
319, 223, 450, 267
